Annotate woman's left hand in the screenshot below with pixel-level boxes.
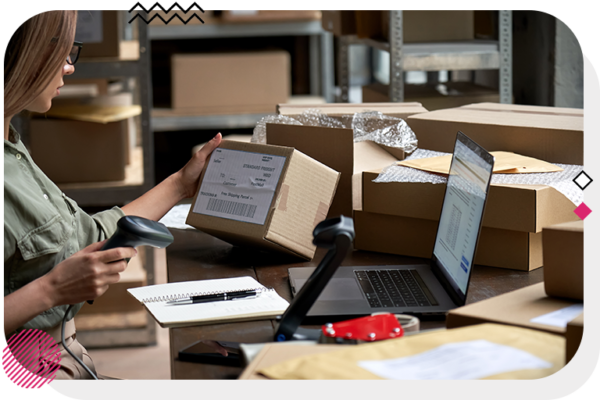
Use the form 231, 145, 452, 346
175, 133, 222, 199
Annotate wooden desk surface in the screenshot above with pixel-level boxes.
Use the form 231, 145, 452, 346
166, 228, 543, 379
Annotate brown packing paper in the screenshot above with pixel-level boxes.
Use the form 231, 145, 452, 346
258, 323, 564, 380
40, 104, 142, 124
398, 151, 563, 175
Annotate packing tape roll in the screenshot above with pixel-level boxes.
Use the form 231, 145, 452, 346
371, 312, 420, 333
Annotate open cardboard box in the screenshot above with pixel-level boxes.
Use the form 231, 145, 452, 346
186, 140, 340, 260
361, 168, 579, 233
446, 283, 582, 336
266, 124, 401, 218
406, 103, 584, 165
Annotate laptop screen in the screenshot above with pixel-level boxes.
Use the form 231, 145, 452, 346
432, 132, 494, 302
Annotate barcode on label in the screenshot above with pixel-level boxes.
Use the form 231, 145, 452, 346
207, 198, 257, 219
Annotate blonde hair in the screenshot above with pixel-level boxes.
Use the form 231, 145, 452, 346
4, 11, 77, 117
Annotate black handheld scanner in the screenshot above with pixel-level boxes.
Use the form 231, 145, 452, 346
101, 216, 174, 251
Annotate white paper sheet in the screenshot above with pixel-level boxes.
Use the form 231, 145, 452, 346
192, 148, 287, 225
159, 204, 193, 230
530, 304, 584, 328
357, 340, 552, 380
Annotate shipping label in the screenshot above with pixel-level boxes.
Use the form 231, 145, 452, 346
193, 148, 287, 225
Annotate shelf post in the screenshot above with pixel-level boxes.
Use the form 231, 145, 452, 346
499, 10, 513, 104
320, 31, 335, 103
137, 15, 155, 192
337, 36, 351, 102
389, 10, 404, 102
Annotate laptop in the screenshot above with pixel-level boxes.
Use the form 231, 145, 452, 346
288, 131, 495, 321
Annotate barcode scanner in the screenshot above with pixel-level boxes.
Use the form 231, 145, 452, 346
100, 215, 174, 251
63, 216, 174, 379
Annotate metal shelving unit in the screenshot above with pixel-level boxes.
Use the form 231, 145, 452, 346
148, 19, 335, 131
336, 10, 513, 103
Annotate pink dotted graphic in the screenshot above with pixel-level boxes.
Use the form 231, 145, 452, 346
2, 329, 61, 388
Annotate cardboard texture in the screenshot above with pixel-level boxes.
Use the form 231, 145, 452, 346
446, 283, 582, 335
266, 124, 398, 218
362, 82, 500, 110
354, 211, 543, 271
30, 118, 127, 183
258, 323, 564, 380
406, 103, 584, 165
41, 105, 142, 124
172, 51, 290, 114
566, 313, 583, 364
361, 169, 579, 233
543, 220, 584, 301
186, 140, 340, 260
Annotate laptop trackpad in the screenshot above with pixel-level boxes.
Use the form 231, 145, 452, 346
294, 278, 363, 301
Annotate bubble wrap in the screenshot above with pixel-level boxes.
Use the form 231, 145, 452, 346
251, 109, 418, 153
375, 149, 583, 206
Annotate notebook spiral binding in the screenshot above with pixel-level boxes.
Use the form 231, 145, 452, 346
141, 287, 275, 304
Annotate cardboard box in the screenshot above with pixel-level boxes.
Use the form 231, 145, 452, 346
321, 11, 357, 36
186, 140, 340, 260
30, 118, 128, 184
406, 103, 584, 165
76, 11, 138, 59
566, 313, 584, 364
171, 51, 290, 114
361, 169, 579, 233
446, 283, 582, 336
362, 82, 500, 111
543, 220, 584, 301
277, 102, 428, 125
266, 124, 399, 218
221, 10, 321, 23
354, 210, 543, 271
378, 11, 475, 42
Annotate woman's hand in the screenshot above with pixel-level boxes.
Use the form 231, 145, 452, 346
174, 133, 222, 199
40, 240, 138, 307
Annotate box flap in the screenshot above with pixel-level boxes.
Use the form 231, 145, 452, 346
447, 282, 580, 335
543, 219, 583, 233
265, 150, 340, 259
39, 104, 142, 124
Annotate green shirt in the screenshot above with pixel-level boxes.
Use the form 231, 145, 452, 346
4, 126, 125, 331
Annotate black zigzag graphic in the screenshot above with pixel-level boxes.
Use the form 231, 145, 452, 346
129, 2, 205, 24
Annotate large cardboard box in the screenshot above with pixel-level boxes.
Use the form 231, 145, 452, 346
543, 221, 584, 301
566, 313, 584, 364
354, 210, 543, 271
266, 124, 399, 218
362, 82, 500, 111
380, 11, 474, 42
446, 283, 582, 336
321, 11, 357, 36
361, 169, 579, 233
76, 11, 138, 59
30, 118, 128, 184
186, 140, 340, 260
407, 103, 584, 165
172, 51, 290, 114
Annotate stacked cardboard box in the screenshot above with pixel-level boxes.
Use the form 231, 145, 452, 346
270, 103, 428, 218
76, 11, 138, 59
353, 102, 584, 270
171, 51, 290, 115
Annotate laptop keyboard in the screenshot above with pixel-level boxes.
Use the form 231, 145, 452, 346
355, 269, 439, 308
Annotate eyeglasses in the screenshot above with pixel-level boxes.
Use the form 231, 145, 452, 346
67, 41, 83, 65
51, 38, 83, 65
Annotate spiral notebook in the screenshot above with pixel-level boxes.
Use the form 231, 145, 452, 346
127, 276, 290, 328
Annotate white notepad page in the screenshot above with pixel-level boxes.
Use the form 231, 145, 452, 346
128, 276, 290, 327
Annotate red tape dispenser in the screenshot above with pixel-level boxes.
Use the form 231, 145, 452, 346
320, 313, 404, 344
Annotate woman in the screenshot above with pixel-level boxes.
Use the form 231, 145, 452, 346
4, 11, 222, 378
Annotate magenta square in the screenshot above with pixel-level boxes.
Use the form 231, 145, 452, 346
574, 202, 592, 220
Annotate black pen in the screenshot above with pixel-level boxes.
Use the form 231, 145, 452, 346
166, 290, 258, 305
